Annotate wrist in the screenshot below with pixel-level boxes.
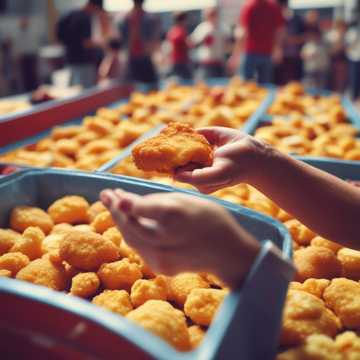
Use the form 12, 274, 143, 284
212, 223, 261, 289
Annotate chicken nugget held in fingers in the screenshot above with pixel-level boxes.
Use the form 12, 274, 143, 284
132, 122, 214, 174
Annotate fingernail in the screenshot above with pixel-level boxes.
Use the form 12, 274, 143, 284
100, 190, 112, 207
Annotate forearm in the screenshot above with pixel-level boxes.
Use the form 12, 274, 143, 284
249, 150, 360, 249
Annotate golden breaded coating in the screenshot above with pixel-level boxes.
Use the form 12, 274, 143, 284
42, 233, 66, 263
73, 224, 95, 232
323, 278, 360, 330
337, 248, 360, 280
0, 269, 11, 277
284, 220, 316, 246
280, 290, 340, 347
335, 331, 360, 358
201, 273, 227, 289
294, 246, 342, 282
311, 236, 343, 254
277, 333, 342, 360
51, 223, 73, 234
130, 276, 168, 307
132, 122, 213, 173
92, 289, 133, 316
184, 288, 227, 326
10, 226, 44, 260
59, 230, 119, 271
10, 206, 54, 234
48, 195, 90, 224
87, 201, 107, 222
0, 252, 30, 275
70, 272, 100, 298
102, 227, 122, 247
289, 279, 330, 299
90, 211, 114, 234
16, 258, 68, 291
168, 272, 210, 306
188, 325, 205, 349
98, 258, 142, 290
127, 300, 190, 351
0, 229, 21, 255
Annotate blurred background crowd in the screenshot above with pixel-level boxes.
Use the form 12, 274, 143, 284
0, 0, 360, 101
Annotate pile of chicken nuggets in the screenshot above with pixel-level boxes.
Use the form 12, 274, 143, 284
0, 195, 228, 352
0, 79, 266, 171
254, 82, 360, 160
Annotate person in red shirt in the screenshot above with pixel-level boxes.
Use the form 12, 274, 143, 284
229, 0, 284, 84
167, 12, 192, 80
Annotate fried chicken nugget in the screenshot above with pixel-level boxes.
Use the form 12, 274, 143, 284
10, 206, 54, 234
102, 227, 123, 247
87, 201, 107, 222
126, 300, 191, 351
130, 275, 168, 307
0, 252, 30, 275
0, 269, 11, 277
59, 230, 119, 271
188, 325, 205, 349
335, 331, 360, 358
277, 333, 342, 360
10, 226, 44, 260
92, 289, 133, 316
90, 211, 115, 234
323, 278, 360, 330
16, 258, 68, 291
337, 248, 360, 280
289, 279, 330, 299
168, 272, 210, 306
284, 219, 316, 246
280, 290, 340, 347
98, 258, 142, 290
51, 223, 73, 234
70, 272, 100, 298
184, 288, 228, 326
0, 229, 21, 255
294, 246, 342, 282
42, 233, 63, 263
132, 122, 213, 173
311, 236, 343, 254
48, 195, 90, 224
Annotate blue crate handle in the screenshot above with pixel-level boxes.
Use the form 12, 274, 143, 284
0, 168, 293, 360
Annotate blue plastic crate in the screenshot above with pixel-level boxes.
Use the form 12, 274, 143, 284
0, 169, 293, 360
295, 157, 360, 180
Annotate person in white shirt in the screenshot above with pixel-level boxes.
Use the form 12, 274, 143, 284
301, 29, 329, 90
346, 20, 360, 100
190, 7, 229, 79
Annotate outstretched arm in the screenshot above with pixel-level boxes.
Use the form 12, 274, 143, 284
175, 127, 360, 249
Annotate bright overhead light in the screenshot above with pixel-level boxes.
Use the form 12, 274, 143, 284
289, 0, 344, 9
104, 0, 216, 12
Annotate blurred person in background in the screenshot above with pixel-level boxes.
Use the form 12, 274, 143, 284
346, 18, 360, 101
190, 7, 229, 79
326, 19, 348, 93
57, 0, 106, 88
98, 37, 124, 85
301, 28, 329, 90
304, 10, 320, 34
228, 0, 285, 84
120, 0, 161, 89
12, 17, 41, 92
275, 0, 305, 85
167, 11, 192, 81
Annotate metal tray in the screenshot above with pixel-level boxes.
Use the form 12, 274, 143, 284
0, 169, 293, 360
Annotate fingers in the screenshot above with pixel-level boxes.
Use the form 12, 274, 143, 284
175, 158, 230, 187
196, 127, 239, 146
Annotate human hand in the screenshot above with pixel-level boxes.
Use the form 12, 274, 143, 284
100, 189, 260, 288
175, 127, 273, 194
